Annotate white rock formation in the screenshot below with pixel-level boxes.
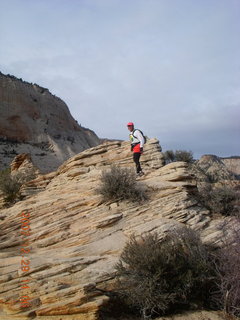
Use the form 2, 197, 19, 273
0, 139, 239, 320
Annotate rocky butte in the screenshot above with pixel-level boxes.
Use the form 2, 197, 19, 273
0, 138, 239, 320
0, 72, 100, 173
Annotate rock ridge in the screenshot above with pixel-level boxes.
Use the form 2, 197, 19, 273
0, 139, 239, 319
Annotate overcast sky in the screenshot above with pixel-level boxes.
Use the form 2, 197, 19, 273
0, 0, 239, 158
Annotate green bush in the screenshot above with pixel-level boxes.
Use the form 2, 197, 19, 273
97, 165, 147, 202
164, 150, 194, 164
0, 168, 36, 205
115, 228, 215, 319
0, 168, 21, 203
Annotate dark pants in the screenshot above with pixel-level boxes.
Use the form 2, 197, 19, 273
133, 152, 142, 173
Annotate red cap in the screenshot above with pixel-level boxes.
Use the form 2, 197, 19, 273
127, 122, 134, 126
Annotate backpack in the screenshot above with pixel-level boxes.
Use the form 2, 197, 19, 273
133, 129, 147, 144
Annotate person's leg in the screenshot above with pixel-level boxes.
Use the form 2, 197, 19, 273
133, 152, 142, 173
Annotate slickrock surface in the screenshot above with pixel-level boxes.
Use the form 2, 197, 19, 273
0, 72, 100, 173
0, 139, 238, 320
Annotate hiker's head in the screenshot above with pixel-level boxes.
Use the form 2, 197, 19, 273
127, 122, 134, 131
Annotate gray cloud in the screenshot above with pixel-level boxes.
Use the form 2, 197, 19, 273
0, 0, 239, 158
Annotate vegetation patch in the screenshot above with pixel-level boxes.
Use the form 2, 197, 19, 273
163, 150, 194, 164
0, 168, 36, 205
213, 223, 240, 318
197, 184, 240, 217
114, 228, 216, 319
97, 165, 147, 202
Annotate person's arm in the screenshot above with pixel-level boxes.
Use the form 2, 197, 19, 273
134, 130, 144, 148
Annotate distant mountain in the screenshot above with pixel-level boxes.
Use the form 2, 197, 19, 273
0, 72, 101, 173
194, 154, 240, 180
221, 157, 240, 178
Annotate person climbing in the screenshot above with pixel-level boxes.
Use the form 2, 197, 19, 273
127, 122, 145, 176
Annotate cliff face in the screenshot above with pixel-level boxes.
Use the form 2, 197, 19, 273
221, 157, 240, 178
191, 154, 240, 186
0, 72, 100, 173
0, 139, 238, 320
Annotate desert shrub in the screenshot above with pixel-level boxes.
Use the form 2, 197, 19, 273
213, 225, 240, 317
175, 150, 194, 163
115, 228, 216, 319
198, 184, 240, 217
97, 165, 147, 202
0, 168, 21, 203
205, 171, 226, 183
164, 150, 194, 164
163, 150, 175, 163
0, 168, 36, 205
195, 166, 236, 184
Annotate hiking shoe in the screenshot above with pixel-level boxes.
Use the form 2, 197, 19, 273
137, 171, 144, 177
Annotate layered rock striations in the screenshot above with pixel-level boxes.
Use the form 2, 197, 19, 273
0, 139, 239, 319
0, 72, 100, 173
194, 154, 237, 180
221, 157, 240, 178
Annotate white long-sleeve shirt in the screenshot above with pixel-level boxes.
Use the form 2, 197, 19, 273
130, 129, 144, 148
